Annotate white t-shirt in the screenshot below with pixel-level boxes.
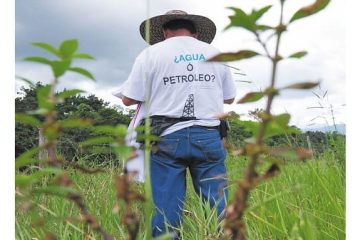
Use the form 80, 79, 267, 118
121, 36, 236, 136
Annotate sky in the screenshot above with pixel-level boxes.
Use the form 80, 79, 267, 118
15, 0, 346, 129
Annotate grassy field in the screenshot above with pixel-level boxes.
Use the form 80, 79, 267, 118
16, 152, 345, 240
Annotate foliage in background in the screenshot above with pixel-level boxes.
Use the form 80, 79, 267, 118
226, 114, 344, 159
15, 83, 131, 164
16, 85, 343, 168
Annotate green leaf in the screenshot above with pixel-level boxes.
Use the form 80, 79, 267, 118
264, 87, 279, 96
208, 50, 260, 62
241, 120, 298, 139
16, 174, 35, 187
15, 113, 41, 127
226, 6, 272, 32
241, 120, 260, 135
72, 53, 95, 60
32, 186, 78, 197
23, 56, 51, 65
59, 39, 78, 59
290, 0, 331, 23
15, 158, 38, 169
32, 42, 60, 57
115, 125, 128, 137
154, 233, 172, 240
44, 127, 59, 140
35, 167, 63, 176
282, 82, 320, 90
56, 89, 84, 100
114, 145, 133, 159
250, 5, 272, 21
265, 121, 289, 139
92, 125, 117, 134
16, 168, 63, 187
37, 85, 53, 110
272, 113, 291, 128
225, 7, 255, 32
15, 147, 40, 169
135, 134, 159, 143
256, 25, 274, 31
237, 92, 265, 104
27, 108, 49, 115
91, 125, 128, 141
68, 67, 95, 81
51, 60, 71, 77
60, 118, 94, 128
288, 51, 308, 59
80, 136, 115, 147
265, 121, 300, 139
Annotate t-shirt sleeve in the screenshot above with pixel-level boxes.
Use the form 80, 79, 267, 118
111, 81, 128, 99
121, 55, 147, 102
222, 65, 237, 100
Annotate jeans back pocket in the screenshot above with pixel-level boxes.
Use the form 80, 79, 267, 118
195, 138, 226, 162
156, 138, 180, 156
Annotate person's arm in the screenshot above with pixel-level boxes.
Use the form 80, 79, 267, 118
122, 96, 140, 106
121, 52, 147, 105
224, 98, 235, 104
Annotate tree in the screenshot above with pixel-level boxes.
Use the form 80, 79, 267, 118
15, 83, 132, 163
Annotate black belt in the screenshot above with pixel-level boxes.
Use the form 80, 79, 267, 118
192, 125, 219, 130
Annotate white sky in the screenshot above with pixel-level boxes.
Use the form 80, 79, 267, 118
14, 0, 346, 129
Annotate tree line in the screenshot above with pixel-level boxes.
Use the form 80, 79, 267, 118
15, 83, 344, 164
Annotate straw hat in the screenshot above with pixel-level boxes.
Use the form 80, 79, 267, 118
139, 10, 216, 45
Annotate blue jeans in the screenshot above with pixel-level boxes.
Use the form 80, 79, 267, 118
151, 126, 228, 237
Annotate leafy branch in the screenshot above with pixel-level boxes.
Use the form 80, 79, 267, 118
15, 39, 118, 239
209, 0, 330, 239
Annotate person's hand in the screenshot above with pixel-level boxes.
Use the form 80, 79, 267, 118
122, 96, 140, 106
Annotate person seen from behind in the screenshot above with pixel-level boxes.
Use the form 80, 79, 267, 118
120, 10, 237, 239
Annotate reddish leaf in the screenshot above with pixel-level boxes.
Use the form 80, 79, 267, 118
296, 148, 313, 160
263, 163, 280, 179
290, 0, 331, 23
283, 82, 319, 90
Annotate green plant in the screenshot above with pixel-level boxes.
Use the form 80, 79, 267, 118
15, 39, 131, 240
15, 154, 345, 240
209, 0, 331, 239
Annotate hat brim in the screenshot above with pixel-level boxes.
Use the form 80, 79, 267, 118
139, 14, 216, 45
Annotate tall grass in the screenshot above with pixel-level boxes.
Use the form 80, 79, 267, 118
16, 148, 345, 240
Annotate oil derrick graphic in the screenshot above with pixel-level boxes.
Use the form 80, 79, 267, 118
182, 94, 195, 118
